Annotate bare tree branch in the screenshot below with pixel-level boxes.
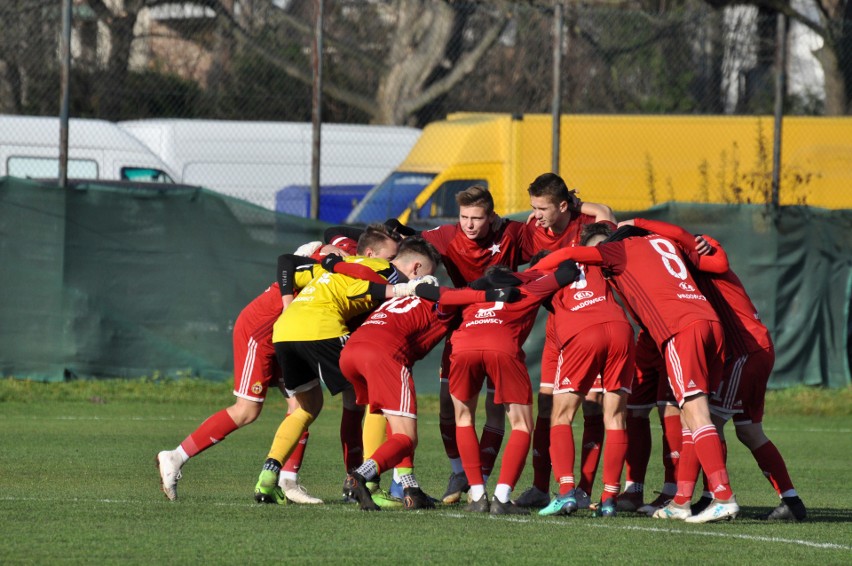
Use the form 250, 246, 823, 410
403, 14, 508, 117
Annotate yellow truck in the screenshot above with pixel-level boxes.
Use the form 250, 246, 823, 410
345, 112, 852, 225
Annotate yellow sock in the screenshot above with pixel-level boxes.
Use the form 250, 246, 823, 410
362, 408, 388, 460
267, 408, 314, 463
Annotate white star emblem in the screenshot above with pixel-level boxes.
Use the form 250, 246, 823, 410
488, 242, 501, 256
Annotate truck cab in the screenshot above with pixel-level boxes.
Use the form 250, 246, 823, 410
346, 113, 550, 228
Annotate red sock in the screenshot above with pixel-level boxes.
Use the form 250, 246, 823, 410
340, 407, 364, 471
479, 425, 505, 478
673, 429, 698, 505
602, 429, 628, 502
624, 415, 651, 486
531, 415, 552, 492
394, 422, 415, 469
370, 434, 414, 474
282, 431, 309, 474
662, 414, 683, 485
578, 413, 604, 493
456, 425, 484, 486
180, 409, 239, 457
692, 424, 733, 500
549, 424, 575, 496
751, 440, 795, 495
701, 440, 727, 495
496, 429, 531, 489
439, 420, 460, 459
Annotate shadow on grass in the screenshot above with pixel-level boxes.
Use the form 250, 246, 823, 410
739, 505, 852, 523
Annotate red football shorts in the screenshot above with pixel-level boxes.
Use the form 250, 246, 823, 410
339, 343, 417, 419
551, 321, 635, 395
628, 332, 676, 409
233, 327, 279, 403
663, 320, 725, 406
539, 316, 558, 391
442, 334, 496, 392
448, 349, 532, 405
710, 346, 775, 425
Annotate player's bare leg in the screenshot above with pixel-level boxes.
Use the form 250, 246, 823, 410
675, 394, 738, 523
439, 380, 468, 503
157, 397, 262, 501
735, 420, 806, 521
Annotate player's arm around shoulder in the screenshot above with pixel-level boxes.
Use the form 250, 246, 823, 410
580, 201, 616, 224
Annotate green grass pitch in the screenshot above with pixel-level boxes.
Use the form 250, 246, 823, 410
0, 379, 850, 564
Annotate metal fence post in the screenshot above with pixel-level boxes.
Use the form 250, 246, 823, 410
59, 0, 72, 189
551, 1, 564, 175
771, 13, 788, 208
310, 0, 324, 221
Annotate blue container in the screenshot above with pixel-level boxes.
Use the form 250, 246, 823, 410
276, 184, 373, 223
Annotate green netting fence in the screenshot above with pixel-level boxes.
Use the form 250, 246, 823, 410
1, 177, 849, 391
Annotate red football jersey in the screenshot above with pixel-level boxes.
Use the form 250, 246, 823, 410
596, 235, 720, 348
522, 212, 597, 258
450, 271, 561, 359
698, 268, 773, 356
633, 220, 773, 357
421, 220, 527, 287
236, 283, 282, 340
346, 296, 456, 365
549, 264, 630, 345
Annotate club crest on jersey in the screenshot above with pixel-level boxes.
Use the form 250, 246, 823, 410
488, 242, 501, 256
251, 381, 263, 395
574, 290, 594, 301
678, 282, 696, 291
475, 307, 497, 319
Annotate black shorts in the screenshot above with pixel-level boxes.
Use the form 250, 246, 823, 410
274, 336, 351, 395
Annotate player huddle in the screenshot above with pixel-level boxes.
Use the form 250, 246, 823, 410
156, 173, 806, 523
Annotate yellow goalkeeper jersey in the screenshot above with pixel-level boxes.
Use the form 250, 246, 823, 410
272, 256, 395, 342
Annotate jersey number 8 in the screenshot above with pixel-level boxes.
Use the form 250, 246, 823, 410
649, 238, 688, 280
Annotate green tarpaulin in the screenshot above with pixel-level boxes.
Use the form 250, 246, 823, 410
1, 177, 849, 390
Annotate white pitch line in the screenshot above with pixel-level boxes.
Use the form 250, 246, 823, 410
440, 512, 852, 551
2, 495, 849, 552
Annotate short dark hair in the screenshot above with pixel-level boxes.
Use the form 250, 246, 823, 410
527, 172, 572, 206
580, 222, 616, 246
455, 185, 494, 214
528, 249, 552, 267
357, 223, 400, 255
603, 224, 651, 243
395, 236, 441, 268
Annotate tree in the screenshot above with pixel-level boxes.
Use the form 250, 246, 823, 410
704, 0, 851, 114
0, 0, 64, 114
177, 0, 513, 125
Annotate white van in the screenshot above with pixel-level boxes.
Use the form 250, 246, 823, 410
118, 119, 421, 211
0, 115, 177, 182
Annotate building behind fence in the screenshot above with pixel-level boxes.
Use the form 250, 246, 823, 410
1, 1, 850, 212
